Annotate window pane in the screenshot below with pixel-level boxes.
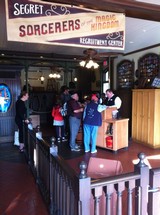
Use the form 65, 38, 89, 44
103, 83, 110, 93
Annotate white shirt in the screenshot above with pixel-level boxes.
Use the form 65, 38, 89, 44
114, 96, 122, 109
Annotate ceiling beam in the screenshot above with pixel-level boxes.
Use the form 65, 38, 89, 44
42, 0, 160, 21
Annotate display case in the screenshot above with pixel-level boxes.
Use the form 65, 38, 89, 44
138, 53, 160, 88
97, 108, 129, 152
117, 60, 134, 89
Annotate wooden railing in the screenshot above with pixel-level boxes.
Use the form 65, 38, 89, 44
24, 125, 160, 215
148, 168, 160, 215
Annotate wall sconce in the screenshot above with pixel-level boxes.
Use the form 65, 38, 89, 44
40, 75, 45, 84
74, 77, 77, 82
79, 59, 99, 69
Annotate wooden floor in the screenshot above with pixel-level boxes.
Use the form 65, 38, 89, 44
1, 127, 160, 214
61, 139, 160, 175
0, 142, 49, 215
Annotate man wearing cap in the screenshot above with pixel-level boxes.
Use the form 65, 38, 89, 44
83, 94, 107, 153
67, 91, 84, 152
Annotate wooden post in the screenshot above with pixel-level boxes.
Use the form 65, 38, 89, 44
50, 136, 58, 156
148, 168, 160, 215
134, 152, 149, 215
24, 63, 30, 118
49, 136, 57, 215
78, 161, 91, 215
36, 125, 42, 140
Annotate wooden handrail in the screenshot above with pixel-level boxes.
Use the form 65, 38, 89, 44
91, 172, 140, 188
24, 125, 160, 215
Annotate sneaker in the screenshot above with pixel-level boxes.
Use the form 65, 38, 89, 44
91, 150, 97, 154
62, 137, 67, 142
75, 145, 80, 149
71, 148, 80, 152
85, 150, 90, 153
57, 138, 61, 143
19, 148, 24, 153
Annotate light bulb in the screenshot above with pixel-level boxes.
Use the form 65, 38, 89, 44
79, 61, 86, 67
49, 73, 53, 78
40, 76, 44, 81
57, 74, 61, 78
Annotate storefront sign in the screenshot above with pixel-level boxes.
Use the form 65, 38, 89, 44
5, 0, 125, 50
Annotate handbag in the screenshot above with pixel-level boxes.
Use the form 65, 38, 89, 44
14, 130, 19, 146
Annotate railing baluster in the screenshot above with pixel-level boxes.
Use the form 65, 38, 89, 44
104, 184, 115, 215
127, 188, 133, 215
59, 171, 63, 214
57, 171, 60, 213
49, 153, 54, 215
125, 180, 135, 215
117, 191, 122, 215
62, 174, 66, 215
106, 193, 112, 215
66, 180, 70, 215
115, 182, 125, 215
92, 187, 103, 215
70, 186, 75, 215
95, 196, 101, 215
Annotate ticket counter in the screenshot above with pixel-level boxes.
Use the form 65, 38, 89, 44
97, 108, 129, 152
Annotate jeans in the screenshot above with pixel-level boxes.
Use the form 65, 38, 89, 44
69, 116, 81, 149
83, 124, 98, 152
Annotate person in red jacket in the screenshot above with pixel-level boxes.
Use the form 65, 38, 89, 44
51, 100, 67, 143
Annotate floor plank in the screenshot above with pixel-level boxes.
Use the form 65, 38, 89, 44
0, 143, 49, 215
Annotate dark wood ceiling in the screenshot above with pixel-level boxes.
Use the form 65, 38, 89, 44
43, 0, 160, 21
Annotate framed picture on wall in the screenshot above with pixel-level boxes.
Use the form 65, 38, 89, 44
0, 83, 12, 113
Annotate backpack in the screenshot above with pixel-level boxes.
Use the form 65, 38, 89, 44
60, 102, 67, 116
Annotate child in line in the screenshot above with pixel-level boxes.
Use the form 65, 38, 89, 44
51, 100, 67, 143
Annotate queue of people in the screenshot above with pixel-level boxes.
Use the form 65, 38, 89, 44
51, 87, 122, 153
15, 87, 122, 154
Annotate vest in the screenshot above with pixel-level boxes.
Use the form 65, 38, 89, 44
104, 95, 119, 108
83, 101, 102, 126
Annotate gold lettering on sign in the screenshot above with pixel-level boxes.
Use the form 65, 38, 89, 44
91, 15, 119, 31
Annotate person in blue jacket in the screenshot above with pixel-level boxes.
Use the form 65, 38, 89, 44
83, 94, 107, 153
